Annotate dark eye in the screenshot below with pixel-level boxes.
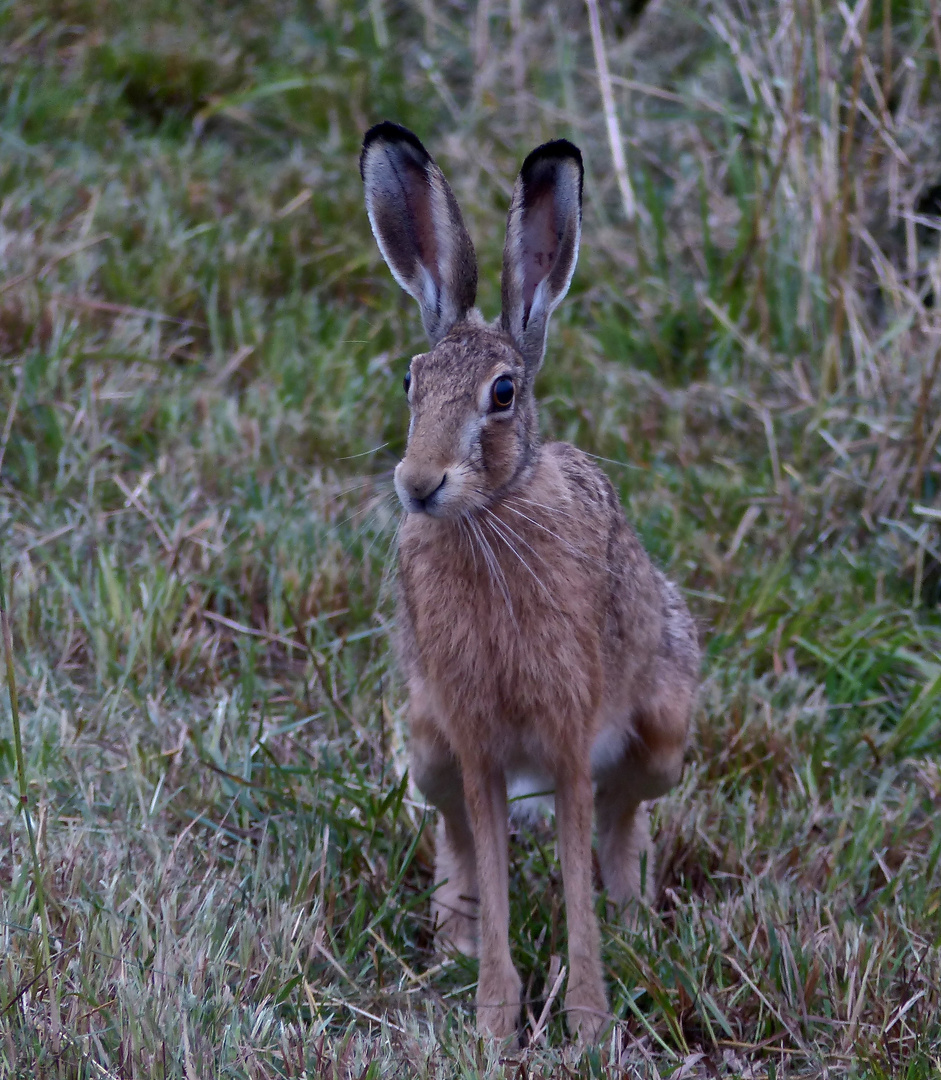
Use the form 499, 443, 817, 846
492, 376, 514, 410
403, 370, 412, 395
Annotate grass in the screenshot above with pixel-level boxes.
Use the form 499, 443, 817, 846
1, 0, 941, 1075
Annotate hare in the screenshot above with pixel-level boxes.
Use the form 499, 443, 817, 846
360, 122, 699, 1045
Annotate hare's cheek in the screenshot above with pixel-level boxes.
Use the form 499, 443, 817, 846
480, 423, 520, 485
457, 415, 485, 461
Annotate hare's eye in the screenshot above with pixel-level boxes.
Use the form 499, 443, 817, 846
403, 370, 412, 395
491, 377, 514, 410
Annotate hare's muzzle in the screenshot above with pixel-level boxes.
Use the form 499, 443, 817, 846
394, 461, 449, 516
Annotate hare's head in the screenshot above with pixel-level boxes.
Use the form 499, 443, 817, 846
361, 123, 582, 518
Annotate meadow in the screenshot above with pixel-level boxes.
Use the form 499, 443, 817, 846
1, 0, 941, 1075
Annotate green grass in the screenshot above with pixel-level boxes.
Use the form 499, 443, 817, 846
2, 0, 941, 1075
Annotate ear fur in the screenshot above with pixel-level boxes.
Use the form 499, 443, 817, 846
500, 140, 583, 375
361, 122, 478, 345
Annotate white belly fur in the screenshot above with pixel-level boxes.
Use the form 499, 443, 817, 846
506, 720, 633, 822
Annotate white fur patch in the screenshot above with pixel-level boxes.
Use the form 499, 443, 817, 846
507, 768, 555, 823
589, 725, 632, 775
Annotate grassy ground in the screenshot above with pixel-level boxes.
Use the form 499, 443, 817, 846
2, 0, 941, 1075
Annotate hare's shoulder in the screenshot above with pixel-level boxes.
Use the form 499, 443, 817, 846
537, 443, 644, 562
538, 440, 663, 602
540, 442, 623, 520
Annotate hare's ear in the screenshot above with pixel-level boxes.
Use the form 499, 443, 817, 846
361, 122, 478, 345
500, 140, 583, 375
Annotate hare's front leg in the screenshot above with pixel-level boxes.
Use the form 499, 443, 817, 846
555, 761, 610, 1044
410, 710, 479, 957
461, 758, 521, 1042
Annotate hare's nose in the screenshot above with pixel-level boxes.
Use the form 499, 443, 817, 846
396, 464, 448, 512
406, 472, 447, 507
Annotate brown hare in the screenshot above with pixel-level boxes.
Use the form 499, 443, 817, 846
360, 122, 699, 1045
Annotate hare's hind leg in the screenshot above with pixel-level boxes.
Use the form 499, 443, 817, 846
409, 701, 479, 957
595, 676, 693, 911
430, 811, 478, 957
595, 795, 653, 908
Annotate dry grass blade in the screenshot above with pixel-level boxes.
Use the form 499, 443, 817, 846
529, 958, 566, 1046
0, 366, 23, 478
0, 558, 60, 1041
584, 0, 637, 222
0, 234, 111, 297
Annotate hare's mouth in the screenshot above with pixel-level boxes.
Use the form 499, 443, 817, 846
394, 462, 487, 518
394, 464, 450, 516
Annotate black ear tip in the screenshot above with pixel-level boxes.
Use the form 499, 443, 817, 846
520, 138, 583, 179
361, 122, 433, 178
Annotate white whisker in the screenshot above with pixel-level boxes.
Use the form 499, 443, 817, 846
467, 514, 517, 629
458, 514, 480, 578
375, 515, 403, 612
577, 449, 643, 471
356, 493, 400, 571
335, 442, 391, 461
326, 469, 396, 504
487, 510, 551, 571
483, 509, 559, 610
503, 500, 617, 578
334, 490, 395, 531
508, 494, 579, 523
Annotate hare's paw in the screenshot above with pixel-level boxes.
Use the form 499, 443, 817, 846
431, 862, 479, 957
432, 897, 478, 958
565, 983, 611, 1046
477, 965, 522, 1043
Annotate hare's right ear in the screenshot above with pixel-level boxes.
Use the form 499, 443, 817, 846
501, 140, 583, 376
361, 122, 478, 345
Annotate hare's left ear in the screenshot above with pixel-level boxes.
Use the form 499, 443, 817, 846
361, 122, 478, 345
500, 140, 583, 376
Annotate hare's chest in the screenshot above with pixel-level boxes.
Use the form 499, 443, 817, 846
398, 528, 601, 750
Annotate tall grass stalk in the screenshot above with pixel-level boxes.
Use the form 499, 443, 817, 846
826, 0, 872, 395
0, 558, 60, 1044
584, 0, 637, 223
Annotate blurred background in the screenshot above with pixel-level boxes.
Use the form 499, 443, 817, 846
1, 1, 941, 1075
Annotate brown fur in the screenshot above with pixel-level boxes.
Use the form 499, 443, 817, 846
361, 125, 700, 1045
